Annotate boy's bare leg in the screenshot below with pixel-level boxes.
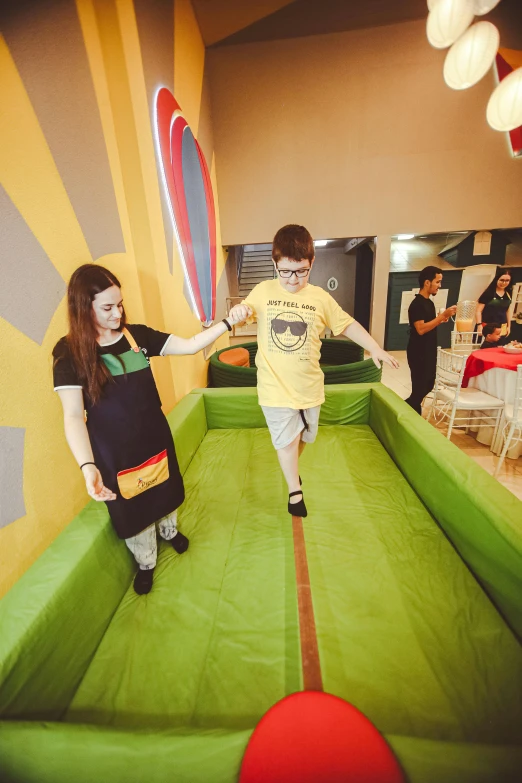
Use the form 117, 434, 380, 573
277, 433, 302, 503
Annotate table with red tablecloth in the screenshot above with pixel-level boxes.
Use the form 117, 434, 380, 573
463, 348, 522, 458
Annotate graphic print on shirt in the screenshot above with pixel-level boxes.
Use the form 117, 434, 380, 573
267, 303, 316, 356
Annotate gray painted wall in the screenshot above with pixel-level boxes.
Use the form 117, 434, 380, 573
310, 247, 356, 316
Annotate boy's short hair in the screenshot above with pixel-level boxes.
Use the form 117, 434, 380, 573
272, 225, 315, 264
418, 266, 442, 288
482, 323, 501, 338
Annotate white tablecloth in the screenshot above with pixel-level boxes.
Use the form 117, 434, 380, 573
469, 367, 521, 459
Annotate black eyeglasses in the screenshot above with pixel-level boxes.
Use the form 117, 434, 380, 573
271, 318, 308, 336
276, 267, 310, 279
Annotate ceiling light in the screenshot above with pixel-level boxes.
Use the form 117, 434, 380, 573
444, 22, 499, 90
473, 0, 502, 14
487, 66, 522, 131
396, 234, 415, 240
314, 240, 329, 247
427, 0, 474, 50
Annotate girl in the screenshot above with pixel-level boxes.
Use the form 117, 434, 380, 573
475, 269, 513, 341
53, 264, 241, 595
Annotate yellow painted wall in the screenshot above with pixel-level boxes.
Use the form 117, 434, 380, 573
0, 0, 229, 597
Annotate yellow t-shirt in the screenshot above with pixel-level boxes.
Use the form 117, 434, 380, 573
243, 279, 354, 408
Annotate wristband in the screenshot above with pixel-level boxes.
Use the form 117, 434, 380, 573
80, 462, 96, 471
222, 318, 232, 331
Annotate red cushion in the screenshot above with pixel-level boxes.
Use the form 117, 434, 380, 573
240, 692, 404, 783
218, 347, 250, 367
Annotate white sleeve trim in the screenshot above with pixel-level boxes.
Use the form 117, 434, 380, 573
54, 385, 83, 391
159, 335, 173, 356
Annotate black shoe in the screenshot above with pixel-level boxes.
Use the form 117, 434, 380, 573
170, 531, 189, 554
288, 491, 307, 518
134, 567, 154, 595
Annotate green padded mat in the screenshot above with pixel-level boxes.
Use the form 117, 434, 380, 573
66, 426, 522, 743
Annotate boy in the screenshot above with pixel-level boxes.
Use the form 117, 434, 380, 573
480, 323, 502, 349
229, 224, 398, 518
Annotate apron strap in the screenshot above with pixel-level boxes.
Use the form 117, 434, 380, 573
122, 327, 140, 353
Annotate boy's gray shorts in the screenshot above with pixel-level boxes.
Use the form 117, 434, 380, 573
261, 405, 321, 450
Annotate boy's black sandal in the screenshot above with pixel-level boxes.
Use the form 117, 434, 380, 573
288, 491, 307, 518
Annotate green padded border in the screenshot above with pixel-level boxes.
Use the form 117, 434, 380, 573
165, 392, 207, 475
369, 385, 522, 642
0, 394, 209, 721
191, 385, 372, 429
0, 502, 134, 720
1, 722, 521, 783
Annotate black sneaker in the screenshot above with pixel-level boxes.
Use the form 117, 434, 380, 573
288, 491, 307, 518
170, 531, 189, 554
134, 567, 154, 595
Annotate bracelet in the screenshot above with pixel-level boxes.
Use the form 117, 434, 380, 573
80, 462, 96, 471
222, 318, 232, 331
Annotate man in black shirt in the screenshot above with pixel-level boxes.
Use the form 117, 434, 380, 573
405, 266, 456, 415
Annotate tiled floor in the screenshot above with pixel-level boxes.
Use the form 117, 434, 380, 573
380, 351, 522, 501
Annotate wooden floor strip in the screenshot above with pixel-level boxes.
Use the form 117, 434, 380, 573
292, 515, 323, 692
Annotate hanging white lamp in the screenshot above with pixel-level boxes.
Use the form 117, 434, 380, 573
443, 21, 499, 89
487, 67, 522, 131
427, 0, 475, 49
472, 0, 502, 15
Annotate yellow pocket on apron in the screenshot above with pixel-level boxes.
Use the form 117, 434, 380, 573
117, 449, 169, 499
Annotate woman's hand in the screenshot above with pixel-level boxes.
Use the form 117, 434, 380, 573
228, 304, 253, 325
370, 348, 400, 370
82, 464, 117, 501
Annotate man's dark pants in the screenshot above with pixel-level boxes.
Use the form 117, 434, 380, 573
405, 347, 436, 415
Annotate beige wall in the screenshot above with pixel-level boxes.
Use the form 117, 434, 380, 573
208, 19, 522, 246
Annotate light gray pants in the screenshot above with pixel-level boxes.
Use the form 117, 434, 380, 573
125, 511, 178, 570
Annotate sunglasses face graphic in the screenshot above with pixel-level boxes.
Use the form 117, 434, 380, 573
270, 312, 310, 353
271, 318, 308, 336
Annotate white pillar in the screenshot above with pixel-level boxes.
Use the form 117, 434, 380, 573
370, 234, 391, 346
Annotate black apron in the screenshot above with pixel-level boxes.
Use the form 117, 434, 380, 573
86, 327, 185, 539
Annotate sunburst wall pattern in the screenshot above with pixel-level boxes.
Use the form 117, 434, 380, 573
0, 0, 229, 597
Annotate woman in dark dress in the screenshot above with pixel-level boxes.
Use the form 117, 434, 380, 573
53, 264, 244, 595
475, 269, 513, 342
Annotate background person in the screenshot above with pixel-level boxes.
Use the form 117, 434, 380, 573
405, 266, 456, 415
475, 269, 513, 342
480, 323, 502, 349
53, 264, 244, 595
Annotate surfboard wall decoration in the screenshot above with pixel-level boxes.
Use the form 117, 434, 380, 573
154, 87, 217, 325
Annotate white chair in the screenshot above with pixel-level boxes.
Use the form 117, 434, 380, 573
451, 330, 482, 356
494, 364, 522, 477
428, 348, 504, 441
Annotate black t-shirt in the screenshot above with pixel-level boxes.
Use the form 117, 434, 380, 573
479, 340, 500, 350
478, 291, 511, 324
408, 294, 437, 353
52, 324, 171, 390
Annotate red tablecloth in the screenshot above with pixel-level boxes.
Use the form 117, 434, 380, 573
462, 348, 522, 387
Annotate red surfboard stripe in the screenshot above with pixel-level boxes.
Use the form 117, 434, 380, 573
155, 88, 205, 318
117, 449, 168, 477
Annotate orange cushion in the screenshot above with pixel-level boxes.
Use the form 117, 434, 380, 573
218, 347, 250, 367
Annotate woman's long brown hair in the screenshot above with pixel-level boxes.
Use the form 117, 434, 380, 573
65, 264, 127, 404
